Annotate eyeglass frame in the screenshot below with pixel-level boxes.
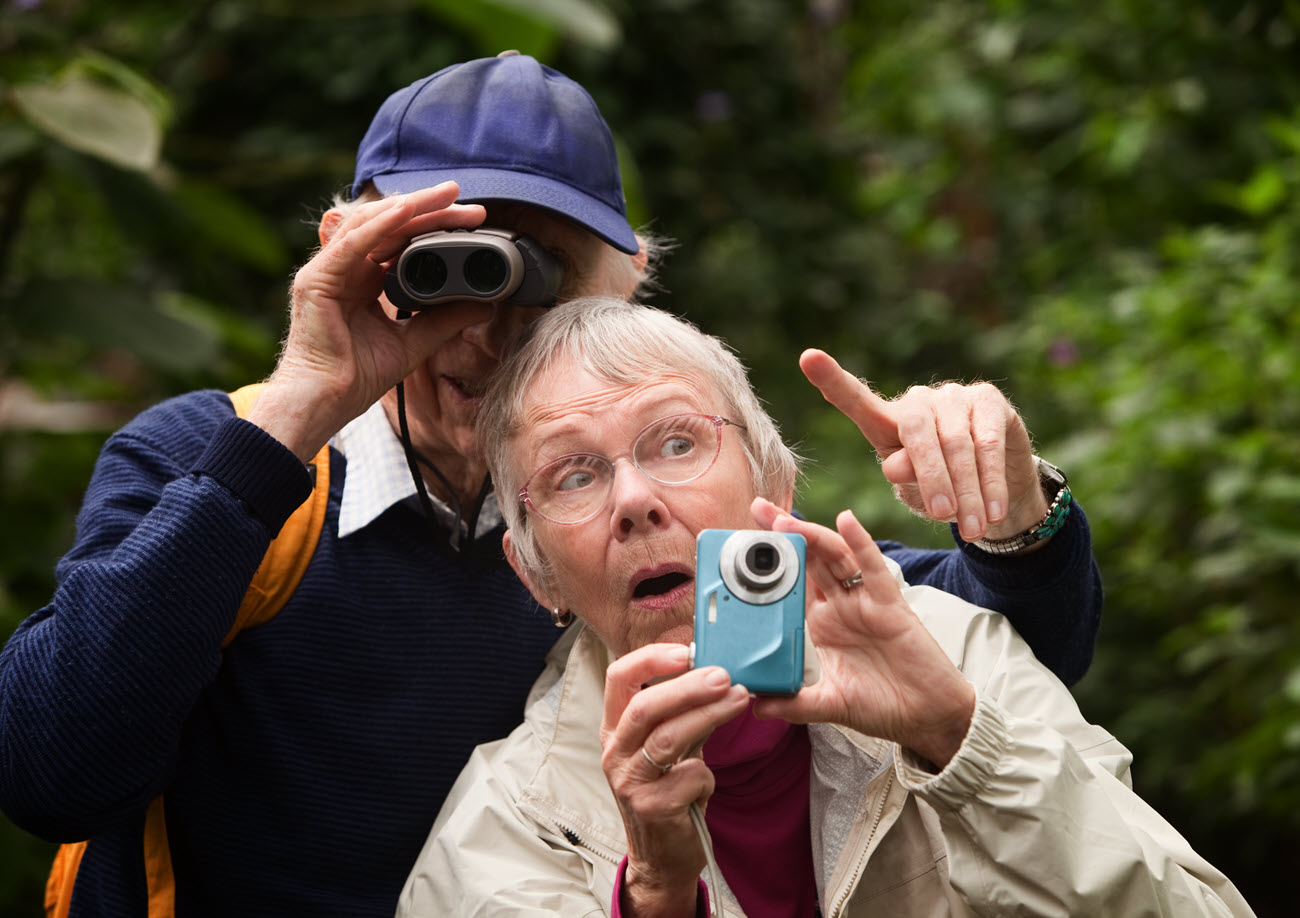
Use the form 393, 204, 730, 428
517, 413, 747, 526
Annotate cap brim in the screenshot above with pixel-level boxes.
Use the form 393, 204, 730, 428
371, 168, 640, 255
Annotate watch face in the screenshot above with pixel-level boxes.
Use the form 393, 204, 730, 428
1034, 456, 1067, 489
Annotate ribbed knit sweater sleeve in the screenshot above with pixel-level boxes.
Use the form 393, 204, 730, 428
0, 391, 312, 841
879, 500, 1102, 686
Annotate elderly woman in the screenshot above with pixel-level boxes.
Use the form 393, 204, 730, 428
398, 298, 1252, 918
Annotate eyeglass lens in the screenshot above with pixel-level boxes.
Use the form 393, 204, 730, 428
526, 414, 724, 523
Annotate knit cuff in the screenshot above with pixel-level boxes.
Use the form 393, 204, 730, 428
952, 499, 1091, 592
192, 417, 314, 535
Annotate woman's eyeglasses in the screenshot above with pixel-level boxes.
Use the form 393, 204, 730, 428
519, 413, 745, 525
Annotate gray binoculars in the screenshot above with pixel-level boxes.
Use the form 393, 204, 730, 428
384, 228, 563, 313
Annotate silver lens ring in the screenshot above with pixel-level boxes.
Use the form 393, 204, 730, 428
718, 531, 800, 605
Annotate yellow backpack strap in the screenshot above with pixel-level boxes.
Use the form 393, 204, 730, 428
141, 797, 175, 918
44, 385, 332, 918
44, 841, 84, 918
45, 801, 175, 918
223, 383, 331, 646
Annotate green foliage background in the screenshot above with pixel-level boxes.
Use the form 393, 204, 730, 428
3, 0, 1298, 914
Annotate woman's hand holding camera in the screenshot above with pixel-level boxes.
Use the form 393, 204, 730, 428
751, 498, 976, 770
249, 182, 491, 462
600, 643, 748, 917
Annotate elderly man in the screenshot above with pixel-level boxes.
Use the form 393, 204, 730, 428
1, 53, 1097, 917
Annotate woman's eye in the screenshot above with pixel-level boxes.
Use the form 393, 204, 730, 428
551, 457, 606, 492
661, 436, 695, 458
557, 469, 596, 492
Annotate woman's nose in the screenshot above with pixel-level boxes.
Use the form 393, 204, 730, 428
608, 460, 669, 537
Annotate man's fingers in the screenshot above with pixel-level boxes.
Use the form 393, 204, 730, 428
929, 394, 986, 538
333, 183, 470, 264
397, 201, 485, 238
968, 384, 1013, 526
368, 202, 486, 265
893, 392, 957, 521
799, 350, 901, 455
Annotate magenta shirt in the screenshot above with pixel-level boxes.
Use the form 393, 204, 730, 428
612, 702, 819, 916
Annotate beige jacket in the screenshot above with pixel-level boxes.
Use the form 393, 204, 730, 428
398, 561, 1255, 917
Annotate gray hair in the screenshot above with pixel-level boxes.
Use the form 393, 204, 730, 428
477, 297, 801, 586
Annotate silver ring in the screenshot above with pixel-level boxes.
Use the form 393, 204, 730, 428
840, 570, 864, 590
640, 746, 673, 774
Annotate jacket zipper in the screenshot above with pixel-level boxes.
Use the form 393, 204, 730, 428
826, 771, 894, 918
557, 822, 621, 865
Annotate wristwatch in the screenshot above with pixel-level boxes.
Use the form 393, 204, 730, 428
973, 457, 1072, 556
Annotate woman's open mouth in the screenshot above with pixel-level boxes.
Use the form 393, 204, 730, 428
630, 568, 694, 610
634, 571, 690, 598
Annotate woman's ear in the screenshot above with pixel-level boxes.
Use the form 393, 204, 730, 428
503, 531, 556, 609
318, 208, 345, 247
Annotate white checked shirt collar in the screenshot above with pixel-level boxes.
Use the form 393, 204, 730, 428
330, 399, 502, 540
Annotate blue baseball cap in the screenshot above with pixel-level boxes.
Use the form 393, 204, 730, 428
352, 51, 639, 255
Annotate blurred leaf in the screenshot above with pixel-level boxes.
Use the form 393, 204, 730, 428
170, 180, 293, 274
10, 279, 222, 374
1239, 165, 1286, 216
66, 51, 173, 129
0, 122, 40, 164
420, 0, 558, 58
258, 0, 421, 15
487, 0, 620, 49
11, 75, 163, 172
1284, 668, 1300, 705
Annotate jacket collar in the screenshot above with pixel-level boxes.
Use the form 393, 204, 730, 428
517, 626, 629, 860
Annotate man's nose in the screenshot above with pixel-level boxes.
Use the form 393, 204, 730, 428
608, 459, 670, 537
460, 304, 513, 358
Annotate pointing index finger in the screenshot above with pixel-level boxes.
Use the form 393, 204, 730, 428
799, 349, 901, 456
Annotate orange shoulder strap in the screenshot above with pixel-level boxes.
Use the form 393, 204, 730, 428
44, 841, 83, 918
44, 385, 332, 918
46, 800, 173, 918
222, 383, 331, 647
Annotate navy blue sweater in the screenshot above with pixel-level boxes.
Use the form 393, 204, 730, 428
0, 390, 1100, 917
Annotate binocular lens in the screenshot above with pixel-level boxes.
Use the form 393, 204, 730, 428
464, 249, 509, 293
403, 250, 449, 297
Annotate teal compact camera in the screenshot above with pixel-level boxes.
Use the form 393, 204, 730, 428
692, 529, 806, 696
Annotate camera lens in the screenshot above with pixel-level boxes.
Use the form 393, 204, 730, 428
464, 248, 509, 293
745, 543, 780, 577
402, 250, 448, 298
720, 530, 799, 604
